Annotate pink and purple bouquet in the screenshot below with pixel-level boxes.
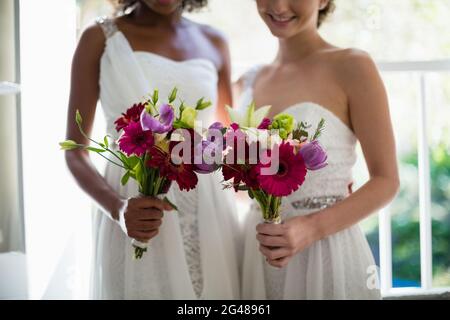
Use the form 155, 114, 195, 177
60, 87, 216, 259
221, 103, 328, 223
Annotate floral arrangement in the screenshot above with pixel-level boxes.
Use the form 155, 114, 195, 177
60, 90, 328, 257
60, 88, 217, 259
221, 102, 328, 223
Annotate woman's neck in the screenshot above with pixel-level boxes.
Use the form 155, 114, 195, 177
275, 27, 327, 65
129, 2, 183, 28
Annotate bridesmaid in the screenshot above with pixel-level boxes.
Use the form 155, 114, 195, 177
236, 0, 399, 299
65, 0, 239, 299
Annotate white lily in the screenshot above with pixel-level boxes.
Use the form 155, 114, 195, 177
226, 102, 271, 128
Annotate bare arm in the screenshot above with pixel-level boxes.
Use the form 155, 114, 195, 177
64, 25, 170, 242
256, 50, 400, 267
203, 26, 233, 125
64, 24, 124, 220
217, 42, 233, 125
312, 50, 399, 237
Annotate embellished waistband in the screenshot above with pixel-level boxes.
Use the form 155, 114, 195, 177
290, 195, 345, 210
250, 195, 345, 212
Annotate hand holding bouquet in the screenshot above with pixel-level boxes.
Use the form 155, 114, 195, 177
60, 88, 215, 259
221, 102, 328, 224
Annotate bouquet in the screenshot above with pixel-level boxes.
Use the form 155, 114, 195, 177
221, 102, 328, 224
60, 87, 216, 259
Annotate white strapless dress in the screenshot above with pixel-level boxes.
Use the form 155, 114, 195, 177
90, 17, 240, 300
238, 66, 381, 300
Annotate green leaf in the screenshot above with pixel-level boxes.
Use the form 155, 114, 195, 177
300, 121, 312, 130
196, 100, 212, 111
59, 140, 82, 150
127, 155, 140, 168
172, 119, 191, 130
75, 110, 82, 125
118, 151, 129, 166
179, 101, 186, 115
152, 89, 159, 105
292, 128, 309, 141
85, 146, 106, 153
163, 196, 178, 211
312, 118, 326, 141
195, 97, 205, 110
134, 161, 144, 187
168, 87, 178, 103
103, 135, 109, 149
121, 171, 131, 186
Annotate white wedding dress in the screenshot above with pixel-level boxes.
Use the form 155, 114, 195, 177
238, 66, 381, 300
90, 17, 240, 300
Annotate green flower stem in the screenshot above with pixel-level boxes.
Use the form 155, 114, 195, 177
249, 189, 282, 222
148, 168, 156, 196
153, 176, 163, 196
140, 155, 148, 195
95, 151, 127, 169
76, 119, 125, 166
266, 194, 273, 220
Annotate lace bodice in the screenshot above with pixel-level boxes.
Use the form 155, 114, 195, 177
238, 66, 358, 218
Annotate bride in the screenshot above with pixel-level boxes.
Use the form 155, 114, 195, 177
64, 0, 239, 299
236, 0, 399, 299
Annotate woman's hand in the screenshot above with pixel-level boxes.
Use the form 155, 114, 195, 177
256, 214, 322, 268
115, 196, 174, 242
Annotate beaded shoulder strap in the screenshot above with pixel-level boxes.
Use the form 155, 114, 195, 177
96, 16, 118, 39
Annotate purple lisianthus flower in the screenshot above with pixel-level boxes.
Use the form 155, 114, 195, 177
207, 122, 224, 143
299, 140, 328, 170
194, 140, 220, 174
209, 122, 224, 131
257, 118, 272, 130
140, 103, 174, 134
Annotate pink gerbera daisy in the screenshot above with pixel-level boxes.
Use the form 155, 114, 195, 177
256, 142, 307, 197
118, 121, 154, 157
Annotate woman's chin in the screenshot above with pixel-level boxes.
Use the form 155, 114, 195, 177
142, 0, 181, 15
263, 19, 302, 39
268, 28, 297, 39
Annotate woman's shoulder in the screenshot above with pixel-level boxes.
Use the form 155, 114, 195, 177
75, 21, 108, 60
80, 21, 107, 43
323, 47, 378, 78
194, 21, 229, 48
188, 20, 230, 70
318, 47, 381, 92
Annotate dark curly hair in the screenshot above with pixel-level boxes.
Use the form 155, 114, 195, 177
317, 0, 335, 28
111, 0, 208, 14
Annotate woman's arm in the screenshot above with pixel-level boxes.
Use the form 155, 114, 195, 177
65, 24, 170, 241
257, 50, 400, 268
312, 49, 399, 237
202, 26, 233, 125
64, 24, 124, 220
